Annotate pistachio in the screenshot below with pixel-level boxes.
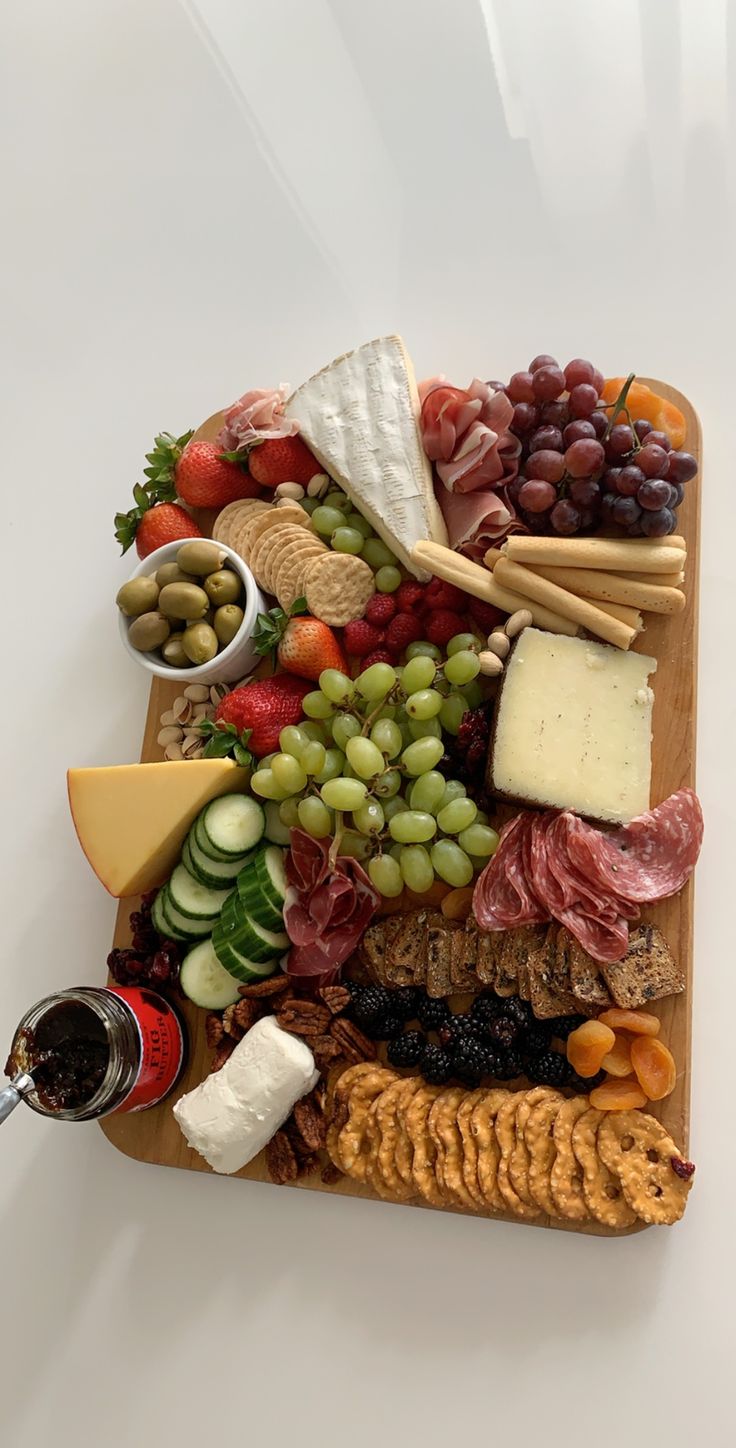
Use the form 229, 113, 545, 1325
164, 741, 185, 761
478, 651, 504, 678
191, 703, 212, 723
209, 683, 229, 706
160, 709, 178, 727
157, 725, 184, 747
172, 696, 193, 725
307, 473, 330, 498
182, 737, 205, 760
183, 683, 210, 703
505, 609, 533, 639
274, 481, 305, 501
487, 630, 511, 659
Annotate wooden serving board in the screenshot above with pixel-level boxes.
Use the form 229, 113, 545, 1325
101, 380, 700, 1236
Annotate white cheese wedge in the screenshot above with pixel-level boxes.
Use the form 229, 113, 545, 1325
173, 1016, 318, 1175
490, 628, 657, 825
285, 335, 448, 577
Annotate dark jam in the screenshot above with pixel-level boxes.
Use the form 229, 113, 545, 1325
19, 1000, 109, 1112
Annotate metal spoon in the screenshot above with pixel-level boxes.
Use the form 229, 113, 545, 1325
0, 1072, 35, 1125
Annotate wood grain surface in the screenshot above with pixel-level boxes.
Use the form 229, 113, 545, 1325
101, 379, 700, 1236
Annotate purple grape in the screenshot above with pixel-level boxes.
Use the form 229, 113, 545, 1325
645, 429, 672, 452
564, 438, 605, 477
511, 402, 539, 435
526, 449, 566, 483
617, 464, 645, 497
577, 506, 598, 529
529, 353, 559, 373
507, 371, 535, 403
564, 358, 595, 389
611, 496, 641, 527
507, 476, 525, 508
638, 444, 670, 479
540, 400, 569, 428
667, 450, 698, 484
529, 425, 564, 454
638, 479, 672, 512
602, 466, 623, 494
569, 478, 601, 506
518, 479, 557, 513
640, 507, 676, 537
550, 499, 582, 534
532, 366, 566, 402
589, 410, 608, 439
668, 481, 685, 507
606, 424, 635, 460
563, 420, 596, 446
633, 418, 653, 441
568, 383, 598, 418
599, 492, 617, 524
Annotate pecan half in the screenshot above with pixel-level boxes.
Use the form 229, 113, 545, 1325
276, 1001, 332, 1038
311, 1033, 343, 1073
318, 984, 352, 1016
210, 1039, 235, 1072
293, 1094, 327, 1152
205, 1012, 225, 1049
321, 1161, 343, 1186
329, 1018, 374, 1064
237, 974, 291, 999
266, 1130, 299, 1184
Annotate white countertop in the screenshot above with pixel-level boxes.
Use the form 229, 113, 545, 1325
1, 2, 734, 1443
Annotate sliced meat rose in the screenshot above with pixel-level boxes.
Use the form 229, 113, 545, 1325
284, 830, 379, 984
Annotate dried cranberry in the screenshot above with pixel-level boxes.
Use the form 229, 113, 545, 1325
671, 1156, 696, 1181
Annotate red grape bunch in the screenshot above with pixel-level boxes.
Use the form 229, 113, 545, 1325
501, 356, 697, 537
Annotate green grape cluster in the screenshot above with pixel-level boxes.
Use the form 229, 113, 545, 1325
249, 641, 501, 898
299, 486, 402, 590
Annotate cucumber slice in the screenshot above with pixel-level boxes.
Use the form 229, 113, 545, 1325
236, 847, 287, 931
180, 938, 241, 1010
193, 814, 243, 864
151, 887, 191, 942
151, 887, 170, 937
168, 863, 232, 920
212, 923, 280, 983
161, 888, 213, 940
201, 794, 265, 857
216, 892, 288, 963
263, 800, 291, 847
183, 835, 249, 888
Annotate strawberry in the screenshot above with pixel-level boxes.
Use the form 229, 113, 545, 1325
175, 440, 260, 508
364, 594, 397, 627
249, 435, 320, 488
385, 612, 423, 656
253, 604, 346, 682
343, 619, 385, 659
395, 581, 426, 613
425, 609, 467, 647
422, 577, 465, 613
467, 596, 506, 636
213, 675, 310, 758
362, 648, 393, 667
114, 485, 202, 559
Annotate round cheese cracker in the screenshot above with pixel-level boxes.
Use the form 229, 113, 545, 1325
273, 538, 327, 610
235, 503, 310, 565
304, 551, 375, 626
260, 523, 319, 597
212, 498, 267, 548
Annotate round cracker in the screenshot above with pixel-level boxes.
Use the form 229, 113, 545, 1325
261, 523, 318, 596
235, 503, 310, 564
571, 1108, 637, 1229
249, 523, 296, 594
304, 551, 375, 626
274, 538, 327, 609
212, 498, 267, 548
597, 1111, 693, 1226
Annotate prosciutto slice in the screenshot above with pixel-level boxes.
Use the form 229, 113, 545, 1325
284, 830, 379, 983
437, 483, 516, 558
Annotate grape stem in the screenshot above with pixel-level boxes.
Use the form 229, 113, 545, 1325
603, 372, 636, 441
328, 811, 344, 869
360, 689, 400, 737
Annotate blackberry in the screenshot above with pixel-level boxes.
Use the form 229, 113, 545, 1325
390, 986, 421, 1022
451, 1036, 489, 1087
437, 1013, 478, 1048
416, 995, 450, 1031
348, 985, 391, 1032
470, 994, 503, 1030
387, 1031, 425, 1068
488, 1015, 519, 1049
420, 1043, 453, 1085
529, 1051, 571, 1088
372, 1013, 404, 1041
494, 1048, 524, 1080
504, 996, 534, 1030
545, 1014, 587, 1040
522, 1026, 550, 1060
568, 1067, 606, 1093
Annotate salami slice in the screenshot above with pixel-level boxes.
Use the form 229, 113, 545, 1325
473, 813, 547, 930
566, 789, 703, 903
557, 904, 631, 963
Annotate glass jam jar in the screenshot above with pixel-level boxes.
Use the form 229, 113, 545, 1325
7, 985, 185, 1121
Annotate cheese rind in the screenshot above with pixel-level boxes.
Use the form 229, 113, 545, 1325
285, 335, 447, 577
173, 1017, 318, 1175
490, 629, 657, 825
67, 760, 249, 897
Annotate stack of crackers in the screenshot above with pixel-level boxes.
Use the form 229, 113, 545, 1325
325, 1064, 694, 1227
359, 912, 684, 1014
212, 496, 376, 625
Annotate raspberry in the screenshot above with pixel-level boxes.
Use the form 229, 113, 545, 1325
467, 597, 506, 635
395, 581, 426, 612
425, 609, 467, 647
385, 612, 423, 657
423, 578, 464, 612
364, 594, 397, 626
343, 619, 385, 658
362, 648, 393, 668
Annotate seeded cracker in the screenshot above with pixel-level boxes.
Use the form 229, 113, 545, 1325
571, 1108, 637, 1229
597, 1111, 694, 1225
304, 551, 375, 626
599, 924, 684, 1010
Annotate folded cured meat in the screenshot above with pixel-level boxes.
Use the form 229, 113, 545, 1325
284, 829, 379, 983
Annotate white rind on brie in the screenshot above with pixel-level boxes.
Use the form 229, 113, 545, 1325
286, 335, 447, 578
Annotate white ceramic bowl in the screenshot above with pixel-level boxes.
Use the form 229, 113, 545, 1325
118, 538, 266, 684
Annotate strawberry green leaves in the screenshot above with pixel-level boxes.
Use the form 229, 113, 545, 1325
198, 718, 254, 769
253, 597, 309, 661
113, 427, 193, 553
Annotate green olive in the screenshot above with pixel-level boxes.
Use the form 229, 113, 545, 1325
176, 540, 226, 577
127, 611, 171, 652
155, 562, 197, 588
161, 635, 192, 668
158, 581, 210, 622
182, 621, 219, 665
204, 569, 242, 606
116, 575, 160, 617
214, 604, 245, 646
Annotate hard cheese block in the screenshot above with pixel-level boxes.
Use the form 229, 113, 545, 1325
68, 759, 248, 897
285, 334, 448, 578
489, 629, 657, 825
173, 1016, 318, 1174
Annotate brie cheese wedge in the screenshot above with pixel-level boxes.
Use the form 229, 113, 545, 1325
286, 335, 447, 577
173, 1016, 318, 1175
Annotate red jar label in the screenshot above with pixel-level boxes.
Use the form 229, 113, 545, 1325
108, 987, 185, 1112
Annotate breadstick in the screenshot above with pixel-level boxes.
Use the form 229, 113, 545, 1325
591, 599, 643, 630
411, 541, 579, 635
493, 557, 636, 650
622, 570, 685, 587
522, 564, 685, 615
503, 536, 685, 573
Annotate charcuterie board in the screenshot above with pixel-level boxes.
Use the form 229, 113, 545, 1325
100, 379, 700, 1235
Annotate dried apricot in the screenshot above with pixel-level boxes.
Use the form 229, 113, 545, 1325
598, 1008, 660, 1037
441, 886, 475, 921
405, 880, 451, 907
630, 1036, 677, 1101
600, 379, 686, 449
601, 1032, 633, 1079
376, 890, 409, 916
566, 1020, 616, 1077
589, 1077, 648, 1111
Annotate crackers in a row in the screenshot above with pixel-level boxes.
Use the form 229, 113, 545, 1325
212, 497, 375, 625
325, 1065, 693, 1227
